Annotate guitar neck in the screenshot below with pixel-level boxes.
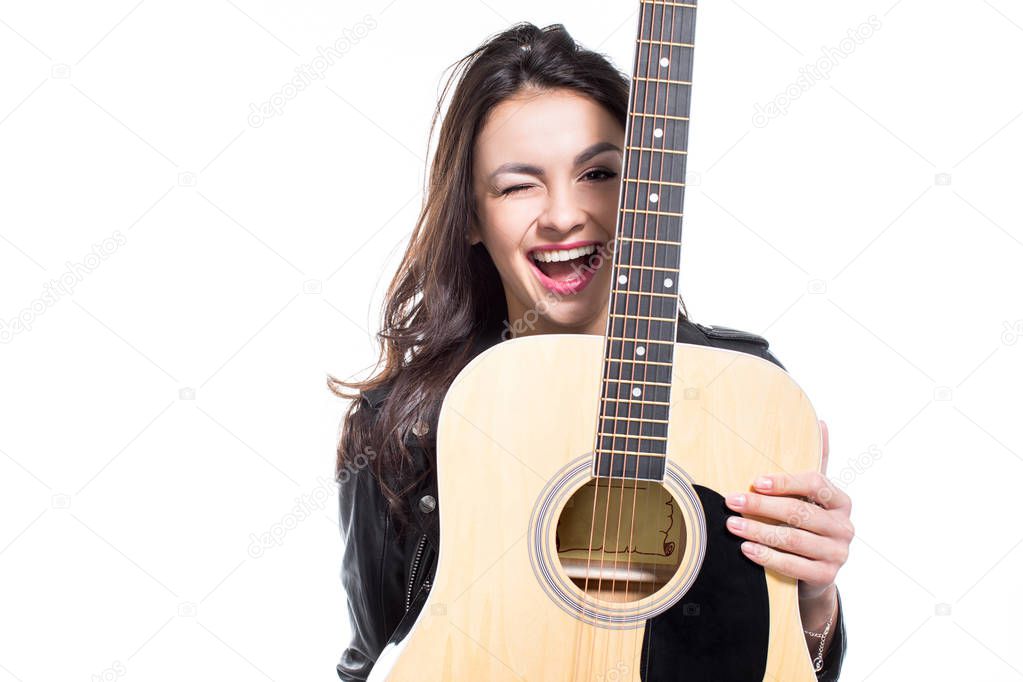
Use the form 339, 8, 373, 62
596, 0, 698, 482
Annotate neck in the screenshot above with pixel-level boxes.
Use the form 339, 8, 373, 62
506, 302, 609, 339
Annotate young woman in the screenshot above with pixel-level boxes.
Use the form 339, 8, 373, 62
330, 22, 852, 682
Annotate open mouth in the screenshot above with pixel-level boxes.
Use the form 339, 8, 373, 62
529, 243, 599, 281
526, 242, 604, 295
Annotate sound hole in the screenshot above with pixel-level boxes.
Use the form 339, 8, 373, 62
555, 476, 687, 603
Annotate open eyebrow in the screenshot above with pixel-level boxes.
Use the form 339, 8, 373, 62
486, 141, 622, 182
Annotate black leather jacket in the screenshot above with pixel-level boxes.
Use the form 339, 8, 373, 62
337, 312, 848, 680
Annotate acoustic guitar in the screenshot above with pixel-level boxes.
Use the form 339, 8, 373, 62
370, 1, 823, 679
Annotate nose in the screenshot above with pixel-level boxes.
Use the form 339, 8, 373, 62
537, 183, 587, 238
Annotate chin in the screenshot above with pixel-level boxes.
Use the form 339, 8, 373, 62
530, 303, 604, 334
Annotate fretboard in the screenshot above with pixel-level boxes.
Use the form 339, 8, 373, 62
594, 0, 697, 482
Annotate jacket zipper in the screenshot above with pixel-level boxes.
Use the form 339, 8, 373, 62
405, 533, 428, 612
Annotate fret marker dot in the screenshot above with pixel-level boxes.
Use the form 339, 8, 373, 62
654, 128, 663, 138
660, 57, 670, 68
650, 193, 659, 203
632, 387, 642, 397
636, 346, 646, 356
618, 274, 628, 285
664, 277, 673, 288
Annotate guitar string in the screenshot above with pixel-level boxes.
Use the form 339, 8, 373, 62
579, 1, 651, 675
576, 10, 646, 671
610, 0, 666, 674
593, 0, 673, 675
625, 2, 682, 675
580, 2, 692, 677
615, 2, 662, 671
621, 0, 679, 670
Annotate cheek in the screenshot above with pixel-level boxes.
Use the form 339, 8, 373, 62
577, 183, 620, 227
599, 202, 618, 228
481, 203, 532, 260
589, 196, 617, 233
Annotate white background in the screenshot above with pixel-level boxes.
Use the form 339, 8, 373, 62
1, 0, 1020, 680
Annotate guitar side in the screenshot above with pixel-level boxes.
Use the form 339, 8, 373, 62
370, 333, 822, 681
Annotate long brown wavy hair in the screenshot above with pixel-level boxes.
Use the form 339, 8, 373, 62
328, 22, 668, 525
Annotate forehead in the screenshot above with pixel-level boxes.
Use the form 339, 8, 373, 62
474, 89, 622, 170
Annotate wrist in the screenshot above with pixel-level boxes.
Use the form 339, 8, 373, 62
800, 584, 839, 670
799, 583, 838, 633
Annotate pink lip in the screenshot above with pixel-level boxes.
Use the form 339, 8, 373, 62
525, 240, 605, 295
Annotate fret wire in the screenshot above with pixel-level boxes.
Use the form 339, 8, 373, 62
617, 235, 681, 245
640, 0, 697, 7
609, 288, 677, 299
634, 76, 692, 86
601, 397, 671, 407
632, 112, 689, 122
613, 265, 679, 278
636, 38, 695, 48
600, 413, 671, 423
608, 357, 673, 367
626, 145, 687, 156
605, 336, 674, 345
597, 432, 669, 442
623, 178, 687, 188
596, 447, 668, 458
621, 208, 684, 217
614, 263, 679, 273
604, 378, 672, 387
608, 312, 675, 322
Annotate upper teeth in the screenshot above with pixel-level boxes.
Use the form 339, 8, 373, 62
533, 244, 597, 263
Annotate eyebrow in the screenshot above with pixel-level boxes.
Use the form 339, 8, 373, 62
486, 141, 622, 182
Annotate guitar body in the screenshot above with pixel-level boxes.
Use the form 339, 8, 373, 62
370, 333, 821, 681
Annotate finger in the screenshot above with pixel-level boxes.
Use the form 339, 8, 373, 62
725, 491, 848, 539
725, 514, 847, 564
739, 541, 840, 586
751, 469, 851, 512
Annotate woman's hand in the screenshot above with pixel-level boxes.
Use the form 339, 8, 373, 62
722, 419, 854, 602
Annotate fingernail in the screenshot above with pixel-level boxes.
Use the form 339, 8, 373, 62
726, 515, 746, 531
754, 476, 773, 490
726, 493, 746, 508
741, 541, 760, 556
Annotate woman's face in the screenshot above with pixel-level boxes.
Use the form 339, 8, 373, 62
471, 87, 624, 337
